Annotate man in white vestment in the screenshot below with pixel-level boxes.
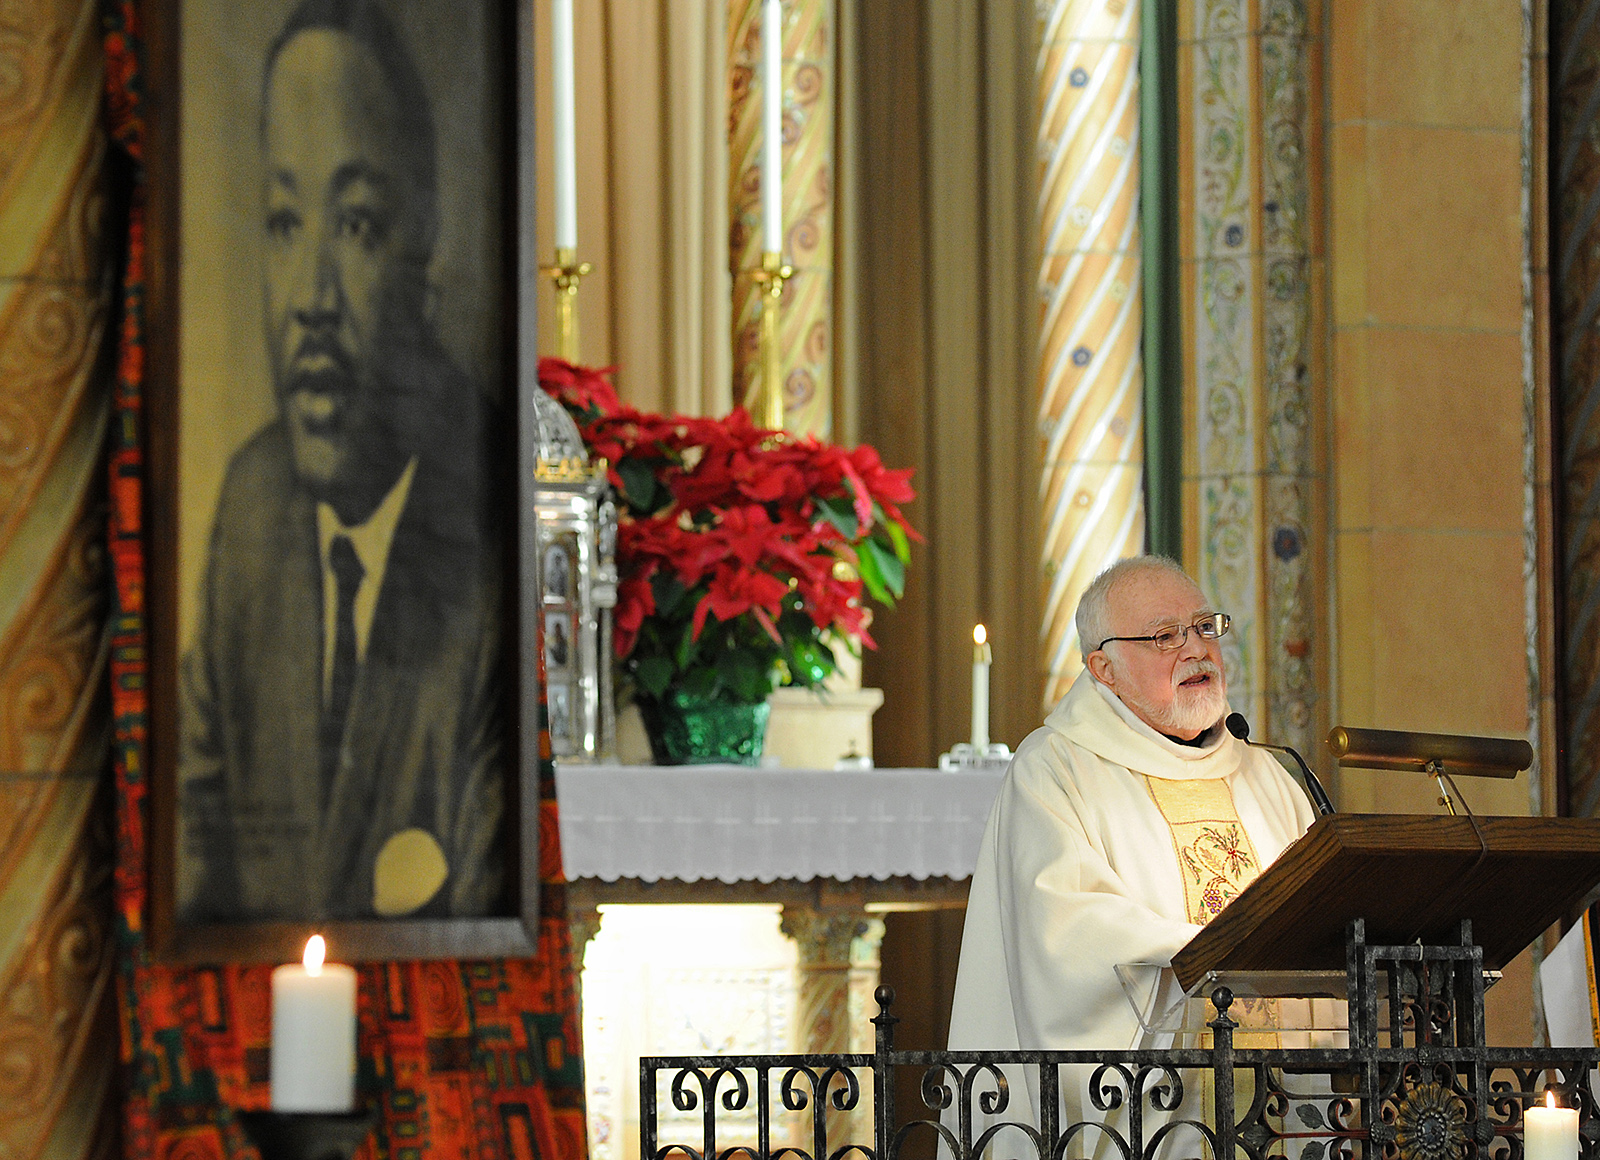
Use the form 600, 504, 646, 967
946, 556, 1318, 1148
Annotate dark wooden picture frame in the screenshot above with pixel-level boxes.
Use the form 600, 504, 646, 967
143, 0, 541, 962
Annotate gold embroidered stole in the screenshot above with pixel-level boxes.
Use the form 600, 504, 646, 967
1143, 775, 1279, 1047
1142, 776, 1261, 923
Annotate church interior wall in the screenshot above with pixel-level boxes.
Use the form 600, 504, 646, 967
0, 2, 1579, 1153
1321, 0, 1552, 1040
527, 0, 1561, 1051
851, 0, 1558, 1049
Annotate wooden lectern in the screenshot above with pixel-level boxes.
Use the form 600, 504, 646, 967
1172, 813, 1600, 990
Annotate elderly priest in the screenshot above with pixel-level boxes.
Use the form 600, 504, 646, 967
948, 555, 1318, 1131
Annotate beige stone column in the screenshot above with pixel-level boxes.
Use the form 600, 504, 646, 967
779, 906, 884, 1144
0, 0, 114, 1157
567, 902, 603, 960
1036, 0, 1147, 707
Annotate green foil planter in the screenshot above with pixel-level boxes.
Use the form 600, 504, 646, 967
637, 693, 770, 766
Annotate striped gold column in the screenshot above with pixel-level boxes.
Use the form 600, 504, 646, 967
1037, 0, 1146, 707
728, 0, 834, 436
0, 0, 115, 1157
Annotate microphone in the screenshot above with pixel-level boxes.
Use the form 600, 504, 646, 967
1225, 712, 1336, 817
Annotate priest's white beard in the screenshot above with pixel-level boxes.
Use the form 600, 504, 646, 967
1118, 658, 1228, 738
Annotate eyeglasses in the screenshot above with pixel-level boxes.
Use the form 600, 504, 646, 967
1097, 612, 1231, 653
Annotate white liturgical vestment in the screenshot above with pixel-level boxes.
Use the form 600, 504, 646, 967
947, 670, 1317, 1137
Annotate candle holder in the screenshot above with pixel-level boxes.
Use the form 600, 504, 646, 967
746, 250, 793, 431
939, 741, 1013, 771
237, 1108, 377, 1160
541, 247, 592, 363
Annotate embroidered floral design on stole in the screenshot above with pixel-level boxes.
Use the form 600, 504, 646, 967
1141, 776, 1262, 924
1143, 775, 1280, 1053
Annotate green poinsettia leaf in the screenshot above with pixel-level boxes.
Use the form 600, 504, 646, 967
880, 508, 912, 564
617, 458, 661, 512
651, 572, 689, 618
680, 665, 718, 698
635, 655, 675, 699
787, 637, 833, 686
816, 495, 858, 539
856, 540, 889, 605
718, 648, 772, 703
863, 536, 906, 601
675, 617, 702, 669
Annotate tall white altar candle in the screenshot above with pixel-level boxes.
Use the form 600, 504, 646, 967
271, 935, 358, 1112
1525, 1091, 1579, 1160
971, 625, 991, 749
551, 0, 578, 250
762, 0, 783, 253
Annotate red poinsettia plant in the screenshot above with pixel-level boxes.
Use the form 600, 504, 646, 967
539, 358, 919, 708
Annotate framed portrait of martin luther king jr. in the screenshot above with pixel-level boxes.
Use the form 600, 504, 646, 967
143, 0, 544, 962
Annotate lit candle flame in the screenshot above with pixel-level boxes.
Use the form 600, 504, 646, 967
974, 624, 987, 646
1547, 1090, 1557, 1110
303, 934, 326, 977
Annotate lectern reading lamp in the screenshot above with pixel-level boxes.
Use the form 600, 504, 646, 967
1326, 725, 1534, 815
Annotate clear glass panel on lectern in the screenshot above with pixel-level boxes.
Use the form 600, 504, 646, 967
1115, 962, 1502, 1048
1114, 962, 1352, 1047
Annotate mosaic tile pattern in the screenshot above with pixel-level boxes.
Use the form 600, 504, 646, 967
1190, 0, 1264, 730
1185, 0, 1317, 752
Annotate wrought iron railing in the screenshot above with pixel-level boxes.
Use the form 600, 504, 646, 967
641, 921, 1600, 1160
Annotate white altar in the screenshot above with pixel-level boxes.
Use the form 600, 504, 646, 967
555, 763, 1006, 1160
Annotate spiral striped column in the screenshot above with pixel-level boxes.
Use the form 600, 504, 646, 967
0, 0, 115, 1156
1037, 0, 1146, 707
728, 0, 834, 436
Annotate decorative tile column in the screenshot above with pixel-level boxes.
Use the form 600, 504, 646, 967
728, 0, 835, 436
1181, 0, 1319, 754
1036, 0, 1148, 707
0, 0, 114, 1156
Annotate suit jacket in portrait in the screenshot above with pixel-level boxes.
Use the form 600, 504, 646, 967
177, 412, 505, 922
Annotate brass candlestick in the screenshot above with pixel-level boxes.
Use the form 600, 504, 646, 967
541, 247, 591, 363
746, 250, 793, 431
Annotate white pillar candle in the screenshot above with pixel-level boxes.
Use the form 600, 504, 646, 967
762, 0, 783, 254
271, 935, 358, 1112
972, 624, 991, 749
551, 0, 578, 250
1525, 1092, 1579, 1160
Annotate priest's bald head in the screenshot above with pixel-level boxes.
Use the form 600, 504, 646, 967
1078, 556, 1231, 741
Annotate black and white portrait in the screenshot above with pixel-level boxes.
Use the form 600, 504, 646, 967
544, 611, 571, 670
175, 0, 509, 924
543, 543, 572, 601
548, 687, 570, 744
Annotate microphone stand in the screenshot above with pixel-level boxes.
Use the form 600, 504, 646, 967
1225, 712, 1336, 816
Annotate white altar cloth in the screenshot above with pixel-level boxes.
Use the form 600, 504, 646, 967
555, 764, 1006, 884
